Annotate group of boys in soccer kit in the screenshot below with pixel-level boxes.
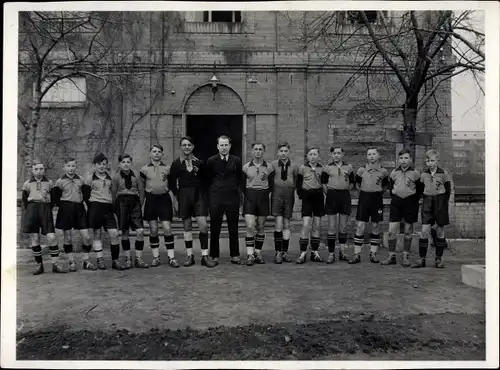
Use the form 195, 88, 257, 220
22, 136, 452, 275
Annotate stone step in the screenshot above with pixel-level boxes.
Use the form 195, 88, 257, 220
461, 264, 485, 290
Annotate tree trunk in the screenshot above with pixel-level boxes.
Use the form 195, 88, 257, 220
24, 96, 41, 176
402, 102, 418, 161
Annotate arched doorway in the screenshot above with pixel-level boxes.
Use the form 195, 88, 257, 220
183, 84, 245, 162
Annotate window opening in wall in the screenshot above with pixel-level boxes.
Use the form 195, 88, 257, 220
345, 10, 387, 25
202, 11, 241, 23
38, 76, 87, 107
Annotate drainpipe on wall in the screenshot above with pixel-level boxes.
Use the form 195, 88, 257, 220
304, 70, 308, 163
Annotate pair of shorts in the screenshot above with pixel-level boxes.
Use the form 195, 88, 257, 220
421, 194, 449, 226
271, 186, 295, 219
178, 187, 208, 219
244, 189, 270, 217
389, 194, 419, 223
144, 192, 173, 222
23, 203, 55, 235
356, 191, 384, 222
325, 189, 351, 215
87, 202, 117, 231
301, 189, 325, 218
116, 194, 143, 231
55, 201, 88, 230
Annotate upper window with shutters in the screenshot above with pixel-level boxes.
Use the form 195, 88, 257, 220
182, 11, 254, 34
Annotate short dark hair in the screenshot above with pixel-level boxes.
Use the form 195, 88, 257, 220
180, 136, 194, 145
150, 144, 164, 152
330, 146, 343, 153
251, 142, 266, 150
307, 146, 320, 154
277, 142, 290, 150
367, 147, 379, 154
32, 158, 44, 167
92, 152, 108, 164
217, 135, 231, 145
118, 154, 133, 162
398, 148, 412, 157
64, 157, 76, 164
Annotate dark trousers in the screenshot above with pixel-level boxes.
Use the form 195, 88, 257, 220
209, 200, 240, 258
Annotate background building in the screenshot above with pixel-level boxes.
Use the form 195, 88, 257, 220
453, 131, 485, 175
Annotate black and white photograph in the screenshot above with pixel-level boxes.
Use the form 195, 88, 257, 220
2, 1, 499, 368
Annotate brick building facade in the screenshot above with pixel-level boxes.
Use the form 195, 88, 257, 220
18, 11, 453, 220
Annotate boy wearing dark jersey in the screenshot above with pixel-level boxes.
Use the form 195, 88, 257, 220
169, 137, 214, 268
112, 154, 148, 269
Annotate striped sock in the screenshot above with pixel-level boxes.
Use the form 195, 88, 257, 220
370, 233, 380, 254
327, 233, 336, 253
32, 245, 43, 264
110, 244, 120, 261
49, 244, 59, 263
121, 239, 131, 259
418, 238, 428, 258
150, 236, 160, 258
255, 234, 265, 251
274, 231, 283, 252
184, 232, 193, 256
338, 233, 347, 253
135, 240, 144, 258
245, 236, 255, 255
311, 237, 321, 252
435, 237, 446, 258
299, 238, 309, 252
388, 237, 397, 252
403, 237, 412, 252
165, 234, 175, 259
93, 240, 103, 258
199, 232, 209, 256
353, 234, 364, 255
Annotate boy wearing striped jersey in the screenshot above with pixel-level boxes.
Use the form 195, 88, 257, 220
324, 146, 356, 263
85, 153, 126, 271
270, 142, 299, 264
139, 144, 178, 268
296, 147, 329, 264
53, 157, 94, 272
22, 161, 66, 275
381, 149, 421, 267
242, 143, 274, 266
350, 148, 389, 264
412, 150, 452, 269
112, 154, 149, 269
169, 137, 214, 268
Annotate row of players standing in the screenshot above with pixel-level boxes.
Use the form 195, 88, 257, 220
22, 134, 451, 275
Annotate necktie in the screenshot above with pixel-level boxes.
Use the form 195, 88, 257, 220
280, 160, 289, 181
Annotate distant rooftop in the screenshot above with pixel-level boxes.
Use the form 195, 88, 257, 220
452, 131, 485, 140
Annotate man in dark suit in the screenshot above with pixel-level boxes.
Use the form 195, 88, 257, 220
204, 135, 243, 266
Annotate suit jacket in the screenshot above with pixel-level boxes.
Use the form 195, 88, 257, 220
205, 154, 242, 205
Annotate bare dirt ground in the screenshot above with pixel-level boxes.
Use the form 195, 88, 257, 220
15, 239, 485, 360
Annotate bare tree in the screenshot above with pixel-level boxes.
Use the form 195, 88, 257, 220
286, 10, 485, 158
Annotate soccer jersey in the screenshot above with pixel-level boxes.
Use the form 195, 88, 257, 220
356, 163, 389, 193
113, 170, 141, 196
271, 159, 298, 188
242, 160, 274, 190
389, 166, 421, 198
86, 172, 113, 204
420, 167, 451, 196
324, 162, 354, 190
54, 174, 85, 203
140, 162, 171, 194
22, 176, 53, 204
298, 163, 327, 190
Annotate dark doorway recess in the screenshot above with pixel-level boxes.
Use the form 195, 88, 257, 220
186, 115, 243, 163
